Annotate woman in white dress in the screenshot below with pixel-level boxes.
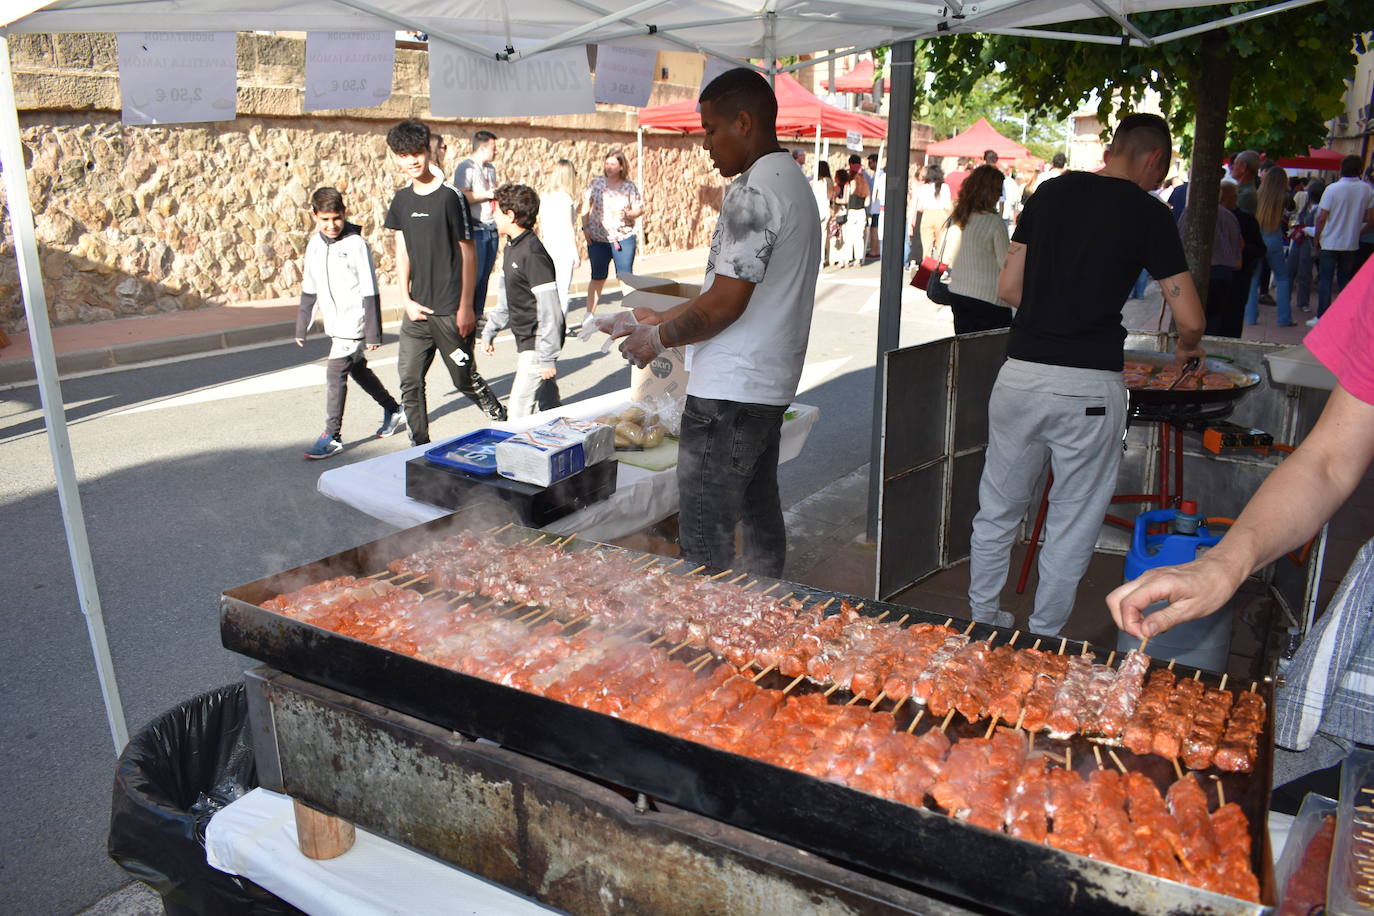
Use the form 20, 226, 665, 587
540, 159, 581, 321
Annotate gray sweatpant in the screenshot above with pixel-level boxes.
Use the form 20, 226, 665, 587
968, 358, 1128, 636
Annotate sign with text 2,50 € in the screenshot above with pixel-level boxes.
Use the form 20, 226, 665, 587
429, 42, 594, 118
304, 32, 394, 112
117, 32, 236, 125
594, 46, 656, 108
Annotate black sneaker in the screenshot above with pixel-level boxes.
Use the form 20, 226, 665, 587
304, 434, 343, 460
476, 388, 508, 422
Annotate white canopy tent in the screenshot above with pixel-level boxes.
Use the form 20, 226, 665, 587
1, 0, 1325, 752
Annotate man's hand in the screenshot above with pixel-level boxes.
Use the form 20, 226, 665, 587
455, 305, 476, 338
482, 339, 495, 356
1174, 342, 1207, 366
1106, 553, 1247, 639
539, 366, 557, 380
294, 337, 305, 347
366, 344, 380, 351
617, 323, 664, 368
632, 307, 663, 325
405, 300, 433, 322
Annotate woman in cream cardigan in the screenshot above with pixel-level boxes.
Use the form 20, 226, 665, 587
943, 164, 1014, 334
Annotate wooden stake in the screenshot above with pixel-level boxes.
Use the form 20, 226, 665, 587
1014, 709, 1027, 731
1080, 641, 1090, 656
823, 683, 841, 697
421, 586, 443, 597
294, 799, 355, 860
939, 709, 957, 733
690, 655, 714, 671
367, 570, 390, 579
1093, 745, 1104, 769
984, 717, 999, 739
516, 605, 544, 623
846, 694, 864, 706
874, 610, 890, 622
708, 568, 734, 580
1172, 757, 1185, 781
1009, 631, 1021, 647
1105, 651, 1116, 667
560, 613, 591, 630
687, 565, 707, 575
943, 618, 955, 628
728, 573, 749, 585
1218, 673, 1229, 691
853, 602, 865, 612
1167, 658, 1176, 671
663, 558, 686, 571
1215, 778, 1225, 807
1107, 749, 1129, 775
760, 583, 780, 596
1250, 681, 1258, 694
890, 697, 908, 716
528, 534, 548, 545
1193, 669, 1202, 681
491, 521, 515, 535
1064, 745, 1072, 771
1058, 638, 1067, 655
668, 638, 693, 655
743, 579, 759, 590
1032, 639, 1042, 651
779, 592, 796, 603
867, 691, 888, 710
394, 574, 426, 588
963, 621, 977, 636
648, 635, 670, 648
1139, 636, 1150, 655
818, 597, 834, 611
751, 665, 775, 683
782, 674, 806, 694
906, 709, 926, 734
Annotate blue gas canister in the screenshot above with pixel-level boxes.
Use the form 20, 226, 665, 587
1116, 501, 1231, 671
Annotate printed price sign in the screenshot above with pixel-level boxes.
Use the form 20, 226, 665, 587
846, 129, 863, 152
430, 42, 594, 118
696, 56, 735, 111
594, 45, 656, 107
117, 32, 237, 125
304, 32, 394, 111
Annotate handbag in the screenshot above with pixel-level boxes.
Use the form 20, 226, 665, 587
911, 218, 954, 304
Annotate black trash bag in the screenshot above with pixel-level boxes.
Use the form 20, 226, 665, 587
108, 683, 302, 916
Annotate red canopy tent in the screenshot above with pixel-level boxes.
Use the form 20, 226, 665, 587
638, 72, 886, 138
925, 117, 1029, 160
821, 59, 889, 93
1276, 147, 1344, 171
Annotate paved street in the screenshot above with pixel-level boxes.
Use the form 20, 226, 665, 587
0, 261, 947, 913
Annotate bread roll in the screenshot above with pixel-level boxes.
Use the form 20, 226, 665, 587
615, 421, 645, 445
642, 425, 665, 448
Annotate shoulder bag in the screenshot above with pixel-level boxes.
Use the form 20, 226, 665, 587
911, 218, 954, 304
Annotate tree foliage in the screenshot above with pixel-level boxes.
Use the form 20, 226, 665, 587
917, 3, 1370, 157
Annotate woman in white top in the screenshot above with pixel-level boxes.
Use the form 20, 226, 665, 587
943, 164, 1013, 334
810, 161, 834, 267
540, 159, 581, 319
915, 164, 952, 268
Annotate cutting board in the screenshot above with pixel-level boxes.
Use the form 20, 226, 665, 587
615, 437, 680, 471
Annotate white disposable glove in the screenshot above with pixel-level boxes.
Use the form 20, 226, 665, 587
577, 311, 640, 353
618, 323, 665, 369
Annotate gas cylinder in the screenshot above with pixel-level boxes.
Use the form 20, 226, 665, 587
1115, 502, 1231, 671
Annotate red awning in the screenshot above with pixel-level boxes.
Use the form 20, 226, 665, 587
638, 72, 886, 139
1275, 147, 1345, 171
821, 59, 889, 93
925, 117, 1029, 160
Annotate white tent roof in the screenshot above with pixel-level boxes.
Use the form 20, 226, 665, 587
3, 0, 1317, 63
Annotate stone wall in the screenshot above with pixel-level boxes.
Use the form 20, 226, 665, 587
1, 33, 923, 332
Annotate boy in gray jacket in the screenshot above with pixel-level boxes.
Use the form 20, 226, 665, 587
295, 187, 404, 459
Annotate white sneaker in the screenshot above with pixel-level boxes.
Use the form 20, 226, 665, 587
1306, 317, 1320, 327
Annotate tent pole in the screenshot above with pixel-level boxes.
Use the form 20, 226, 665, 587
866, 39, 914, 548
636, 126, 644, 187
0, 36, 128, 752
813, 123, 821, 180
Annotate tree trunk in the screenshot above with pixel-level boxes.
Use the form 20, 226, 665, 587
1182, 30, 1234, 312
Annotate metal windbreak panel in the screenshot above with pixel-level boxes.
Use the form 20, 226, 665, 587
881, 342, 951, 477
951, 330, 1007, 453
945, 450, 985, 565
877, 463, 945, 599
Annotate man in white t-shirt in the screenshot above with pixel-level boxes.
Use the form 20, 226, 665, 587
866, 152, 884, 259
616, 68, 820, 576
1311, 154, 1374, 324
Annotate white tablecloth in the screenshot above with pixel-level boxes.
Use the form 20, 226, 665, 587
206, 788, 562, 916
317, 390, 820, 541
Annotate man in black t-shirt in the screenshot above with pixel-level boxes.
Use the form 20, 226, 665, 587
383, 119, 506, 446
967, 113, 1206, 638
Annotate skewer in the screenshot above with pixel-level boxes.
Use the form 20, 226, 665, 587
1080, 641, 1090, 656
1215, 778, 1225, 807
751, 664, 775, 683
367, 570, 391, 579
779, 592, 796, 603
1014, 709, 1027, 731
963, 621, 977, 636
1362, 788, 1374, 795
1172, 757, 1185, 781
984, 717, 999, 739
1218, 673, 1229, 691
1250, 681, 1258, 693
939, 709, 957, 733
846, 694, 865, 706
853, 603, 865, 612
1058, 638, 1067, 656
874, 610, 890, 622
629, 626, 654, 639
1193, 669, 1202, 681
528, 609, 557, 626
823, 683, 841, 697
1064, 745, 1072, 770
728, 573, 749, 585
689, 653, 714, 671
470, 598, 500, 613
1008, 631, 1021, 647
1105, 651, 1116, 667
421, 586, 444, 597
782, 674, 806, 694
394, 574, 427, 588
687, 565, 707, 575
1032, 639, 1042, 651
817, 597, 833, 611
1167, 658, 1176, 671
1139, 636, 1150, 655
560, 613, 591, 630
663, 558, 685, 571
890, 697, 908, 716
527, 534, 549, 545
742, 579, 759, 590
648, 635, 670, 648
1093, 745, 1104, 769
1107, 749, 1129, 775
708, 568, 735, 580
636, 555, 659, 567
668, 638, 694, 655
905, 709, 926, 734
894, 614, 911, 627
943, 618, 955, 628
516, 604, 545, 623
760, 583, 781, 596
867, 691, 888, 710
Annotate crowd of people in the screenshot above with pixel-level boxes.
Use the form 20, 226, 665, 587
294, 120, 647, 457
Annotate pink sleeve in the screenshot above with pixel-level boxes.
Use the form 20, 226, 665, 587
1305, 256, 1374, 405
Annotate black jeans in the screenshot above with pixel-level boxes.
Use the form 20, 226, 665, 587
677, 396, 787, 577
948, 291, 1013, 335
324, 344, 398, 439
397, 314, 497, 445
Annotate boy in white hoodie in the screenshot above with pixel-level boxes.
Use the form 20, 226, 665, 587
295, 187, 404, 459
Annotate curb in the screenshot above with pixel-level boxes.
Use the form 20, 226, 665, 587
0, 263, 705, 386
